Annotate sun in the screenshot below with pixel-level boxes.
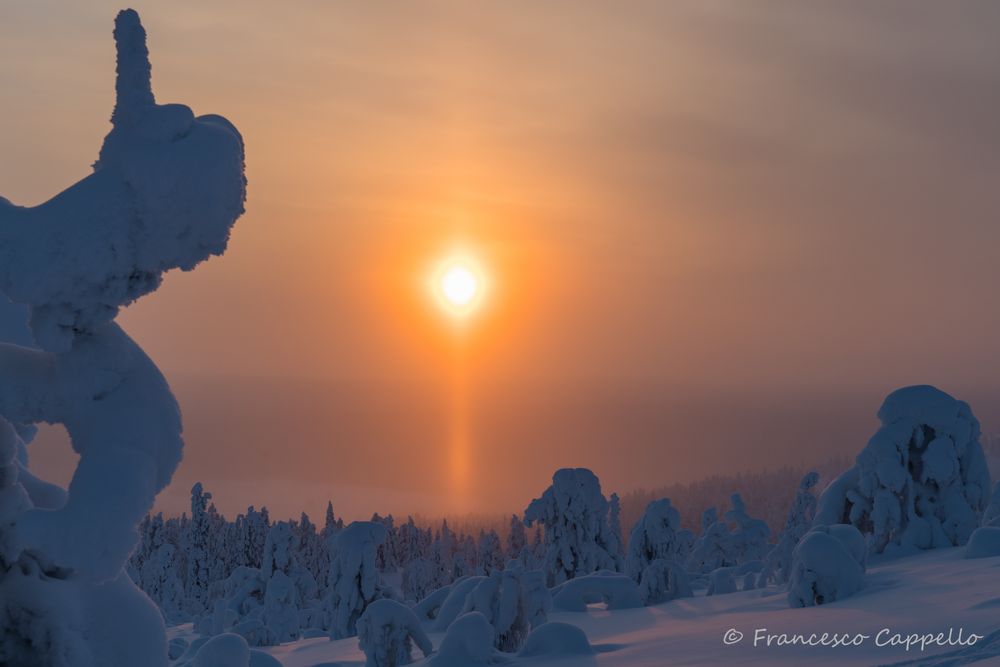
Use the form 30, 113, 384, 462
433, 257, 485, 316
441, 265, 478, 306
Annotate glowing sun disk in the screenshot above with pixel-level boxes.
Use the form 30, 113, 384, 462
441, 265, 478, 306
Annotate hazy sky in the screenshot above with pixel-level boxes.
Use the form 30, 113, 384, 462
3, 1, 1000, 521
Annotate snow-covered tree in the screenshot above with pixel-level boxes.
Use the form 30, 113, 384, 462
686, 509, 729, 574
506, 515, 526, 561
402, 557, 435, 604
396, 516, 422, 566
524, 468, 620, 586
357, 599, 433, 667
459, 563, 551, 652
144, 543, 186, 621
724, 493, 770, 563
757, 472, 819, 587
626, 498, 684, 583
637, 559, 692, 605
815, 386, 993, 554
0, 8, 246, 664
326, 521, 390, 639
260, 522, 312, 644
608, 492, 625, 568
184, 483, 215, 615
371, 513, 397, 572
477, 529, 504, 576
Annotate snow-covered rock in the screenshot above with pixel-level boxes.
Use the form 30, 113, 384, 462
357, 599, 432, 667
787, 526, 866, 607
964, 527, 1000, 559
815, 386, 993, 555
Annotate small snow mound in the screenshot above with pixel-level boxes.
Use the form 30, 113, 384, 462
965, 527, 1000, 559
518, 622, 594, 658
427, 612, 498, 666
193, 633, 251, 667
249, 650, 283, 667
551, 573, 643, 612
788, 527, 865, 608
168, 637, 189, 660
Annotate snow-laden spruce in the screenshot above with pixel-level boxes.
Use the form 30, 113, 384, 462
815, 386, 993, 555
626, 497, 685, 582
687, 495, 769, 577
757, 472, 819, 587
458, 562, 551, 652
357, 599, 433, 667
524, 468, 621, 586
326, 521, 392, 640
787, 524, 866, 607
637, 558, 693, 604
725, 493, 771, 563
0, 10, 245, 666
204, 520, 320, 646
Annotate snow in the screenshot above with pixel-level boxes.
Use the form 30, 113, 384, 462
787, 526, 866, 608
551, 572, 644, 612
964, 527, 1000, 559
243, 546, 999, 667
636, 558, 692, 604
425, 612, 499, 666
524, 468, 620, 587
983, 482, 1000, 528
815, 386, 993, 555
625, 497, 684, 582
458, 563, 551, 652
326, 521, 391, 640
356, 599, 432, 667
518, 622, 594, 658
192, 633, 250, 667
0, 8, 245, 666
758, 472, 819, 587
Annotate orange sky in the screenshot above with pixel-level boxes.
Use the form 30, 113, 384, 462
4, 1, 1000, 521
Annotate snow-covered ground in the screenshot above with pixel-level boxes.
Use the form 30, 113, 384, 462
168, 547, 999, 667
